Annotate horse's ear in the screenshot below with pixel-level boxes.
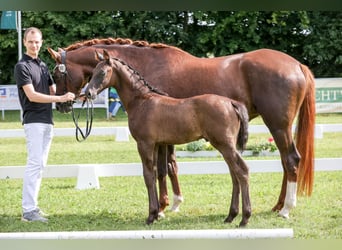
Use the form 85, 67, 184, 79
103, 49, 110, 60
95, 50, 104, 62
47, 48, 62, 63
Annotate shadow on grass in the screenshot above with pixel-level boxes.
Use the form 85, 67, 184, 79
0, 209, 284, 233
1, 211, 285, 232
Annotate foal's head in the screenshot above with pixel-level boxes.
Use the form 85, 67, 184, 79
86, 49, 168, 100
86, 49, 116, 100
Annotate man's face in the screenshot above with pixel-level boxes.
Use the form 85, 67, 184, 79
24, 31, 42, 58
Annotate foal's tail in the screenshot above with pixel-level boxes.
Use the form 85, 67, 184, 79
231, 101, 249, 151
296, 64, 316, 196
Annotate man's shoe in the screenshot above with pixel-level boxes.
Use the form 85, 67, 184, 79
21, 210, 48, 223
36, 208, 49, 217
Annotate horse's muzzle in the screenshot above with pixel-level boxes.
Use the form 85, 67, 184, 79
56, 102, 73, 113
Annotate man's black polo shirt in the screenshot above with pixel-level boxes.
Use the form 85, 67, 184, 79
14, 54, 54, 125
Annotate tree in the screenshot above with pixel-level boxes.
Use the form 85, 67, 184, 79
0, 11, 340, 84
302, 11, 342, 77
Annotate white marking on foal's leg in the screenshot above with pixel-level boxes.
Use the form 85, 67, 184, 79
170, 195, 184, 212
158, 211, 165, 218
279, 181, 297, 219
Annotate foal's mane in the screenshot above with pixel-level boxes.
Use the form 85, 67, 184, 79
111, 57, 168, 96
63, 37, 178, 52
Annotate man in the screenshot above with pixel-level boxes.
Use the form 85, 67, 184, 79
14, 27, 75, 222
108, 87, 125, 120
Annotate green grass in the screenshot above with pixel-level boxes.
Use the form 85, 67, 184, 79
0, 131, 341, 166
0, 111, 341, 238
0, 172, 341, 239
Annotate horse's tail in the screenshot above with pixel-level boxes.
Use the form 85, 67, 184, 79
231, 101, 249, 151
296, 64, 316, 196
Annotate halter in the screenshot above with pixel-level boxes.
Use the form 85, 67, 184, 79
55, 50, 94, 142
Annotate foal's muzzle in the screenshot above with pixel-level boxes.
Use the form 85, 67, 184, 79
85, 88, 98, 100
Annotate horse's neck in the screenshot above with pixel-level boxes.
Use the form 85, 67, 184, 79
106, 45, 193, 69
113, 62, 151, 109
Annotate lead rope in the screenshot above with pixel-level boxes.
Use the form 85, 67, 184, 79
71, 98, 94, 142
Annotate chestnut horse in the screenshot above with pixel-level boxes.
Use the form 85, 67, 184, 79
48, 38, 315, 219
85, 49, 250, 226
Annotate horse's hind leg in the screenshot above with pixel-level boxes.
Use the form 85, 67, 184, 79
270, 129, 300, 218
167, 145, 183, 212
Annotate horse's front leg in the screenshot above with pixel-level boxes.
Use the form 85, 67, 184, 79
138, 143, 160, 225
167, 145, 183, 212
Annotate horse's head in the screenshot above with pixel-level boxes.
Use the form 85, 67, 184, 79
48, 47, 91, 113
85, 49, 116, 100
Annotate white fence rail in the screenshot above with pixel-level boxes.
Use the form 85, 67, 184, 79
1, 158, 341, 189
0, 124, 341, 140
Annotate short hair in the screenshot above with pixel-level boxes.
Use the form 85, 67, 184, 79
23, 27, 42, 41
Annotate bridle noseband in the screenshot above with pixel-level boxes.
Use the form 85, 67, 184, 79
54, 50, 94, 142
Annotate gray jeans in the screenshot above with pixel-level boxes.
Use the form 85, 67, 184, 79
22, 123, 53, 213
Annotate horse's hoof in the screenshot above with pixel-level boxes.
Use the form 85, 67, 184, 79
278, 210, 290, 219
272, 202, 284, 212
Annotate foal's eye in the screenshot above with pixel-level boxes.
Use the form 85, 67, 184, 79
100, 70, 106, 76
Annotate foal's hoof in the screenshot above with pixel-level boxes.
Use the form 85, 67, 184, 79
239, 220, 249, 227
224, 216, 234, 224
146, 218, 155, 225
158, 211, 165, 218
146, 214, 158, 225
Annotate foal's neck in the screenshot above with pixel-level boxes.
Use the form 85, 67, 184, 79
113, 57, 167, 96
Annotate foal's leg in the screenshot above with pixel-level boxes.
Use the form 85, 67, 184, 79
214, 139, 251, 226
137, 142, 160, 224
233, 153, 251, 227
157, 145, 170, 216
222, 150, 251, 227
224, 168, 240, 224
167, 145, 184, 212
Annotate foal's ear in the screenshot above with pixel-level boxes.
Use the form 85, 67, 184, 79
94, 50, 104, 62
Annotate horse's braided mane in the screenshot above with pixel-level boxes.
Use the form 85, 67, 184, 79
63, 37, 173, 52
111, 57, 168, 96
